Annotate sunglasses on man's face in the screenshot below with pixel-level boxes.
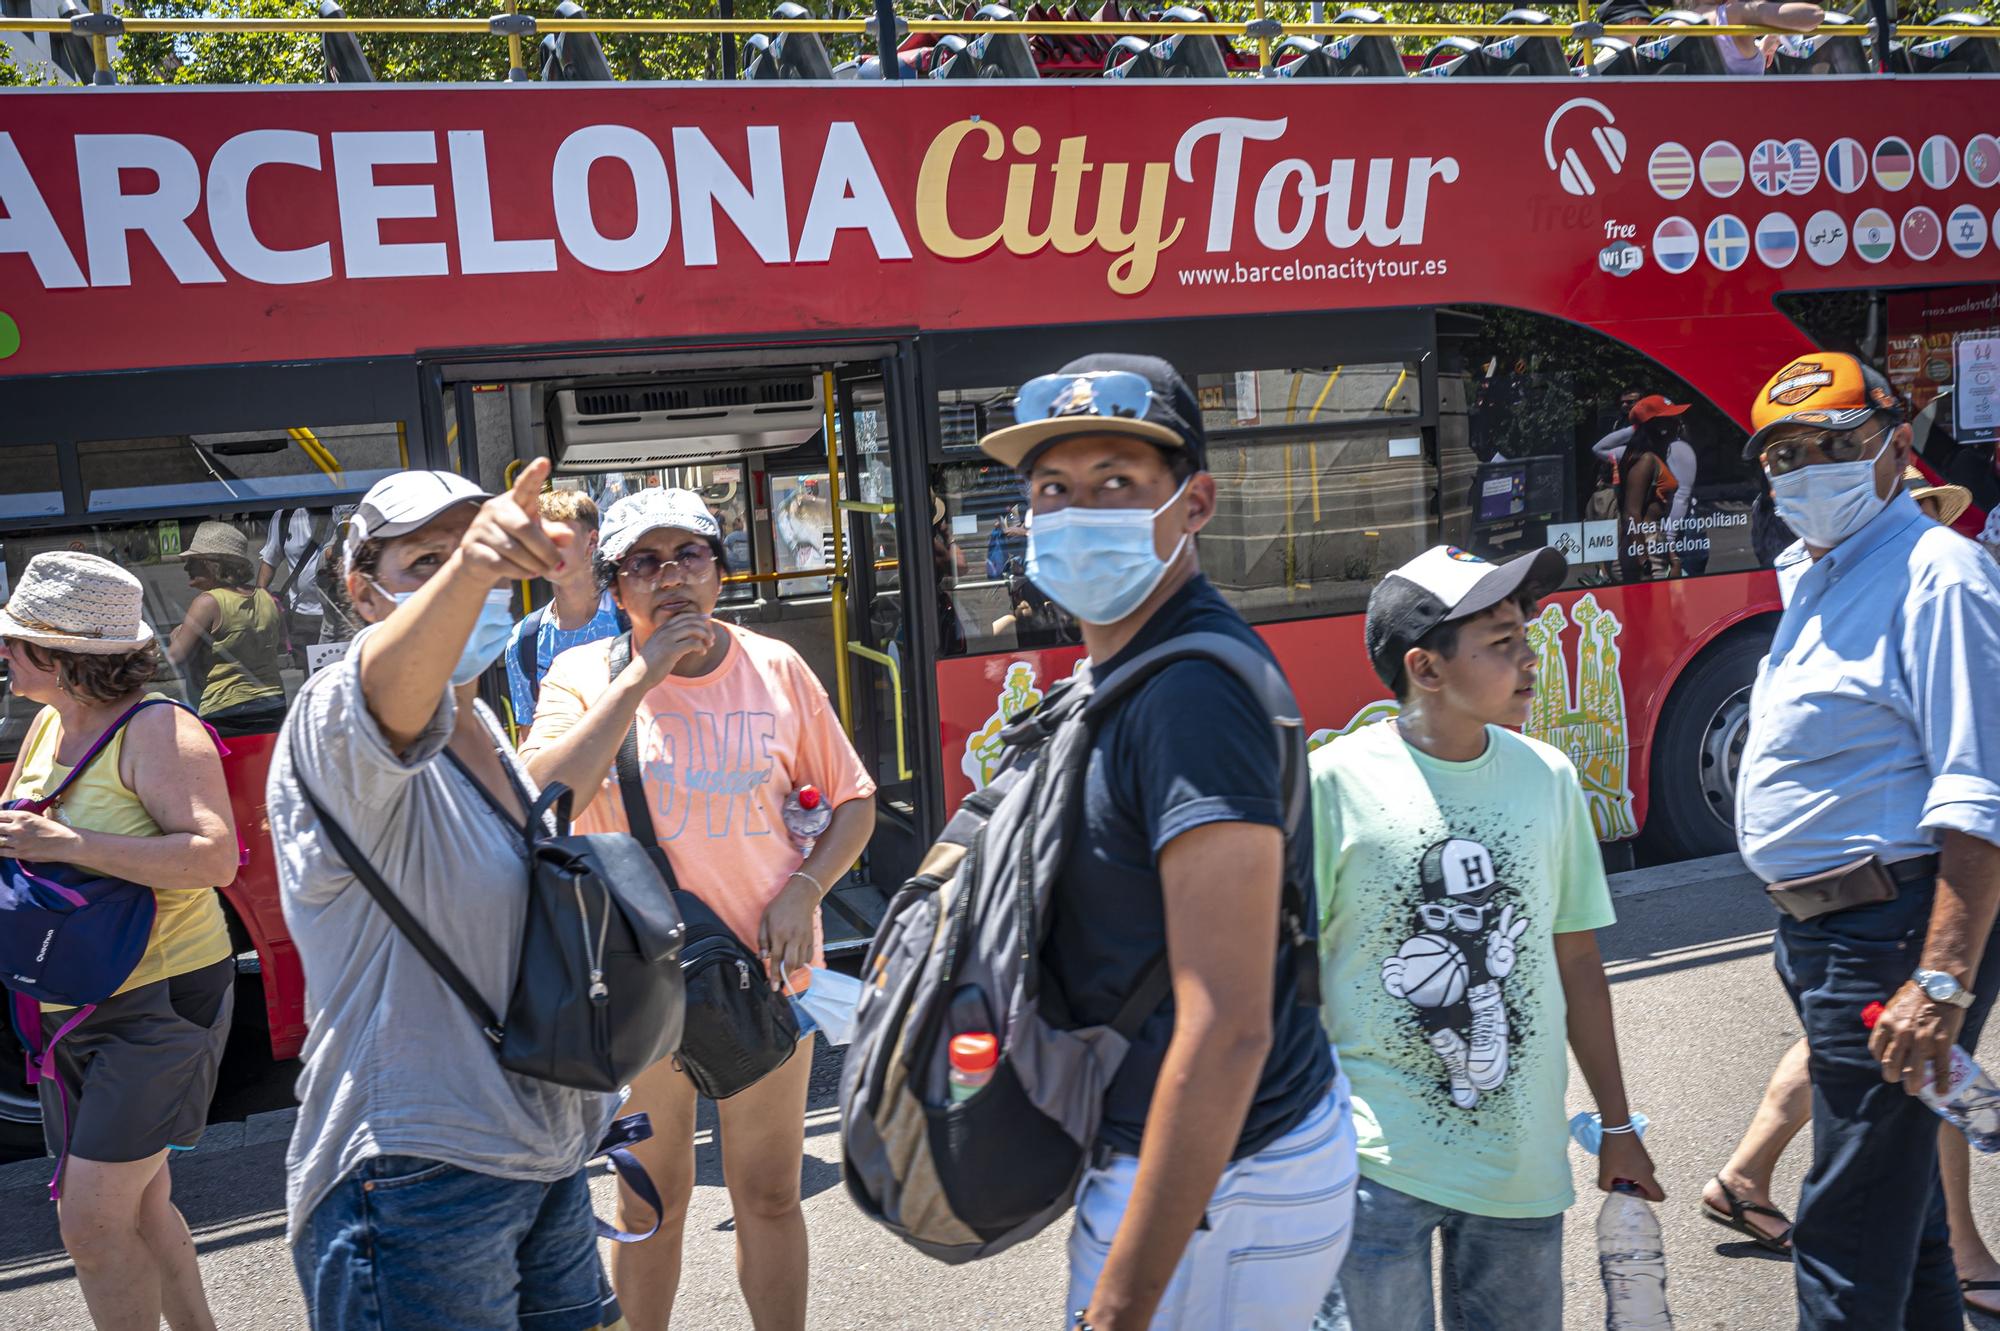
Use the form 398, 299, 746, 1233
1760, 422, 1893, 477
617, 544, 715, 585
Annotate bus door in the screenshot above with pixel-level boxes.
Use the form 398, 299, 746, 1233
446, 350, 931, 952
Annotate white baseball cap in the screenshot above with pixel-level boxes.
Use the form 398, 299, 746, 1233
599, 488, 722, 563
345, 471, 491, 570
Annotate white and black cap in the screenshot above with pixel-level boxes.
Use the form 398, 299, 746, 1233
345, 470, 492, 570
1365, 545, 1567, 690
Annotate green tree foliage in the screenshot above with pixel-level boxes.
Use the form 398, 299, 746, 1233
60, 0, 1959, 86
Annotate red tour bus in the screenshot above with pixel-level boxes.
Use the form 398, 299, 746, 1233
0, 67, 1995, 1144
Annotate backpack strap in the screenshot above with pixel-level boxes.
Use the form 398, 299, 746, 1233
287, 727, 508, 1049
271, 515, 328, 604
1082, 631, 1320, 1011
24, 698, 208, 815
514, 604, 550, 714
605, 634, 683, 895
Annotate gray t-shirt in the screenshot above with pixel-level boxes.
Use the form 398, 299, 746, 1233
268, 628, 617, 1241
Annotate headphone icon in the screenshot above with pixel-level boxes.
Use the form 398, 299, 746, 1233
1544, 97, 1627, 197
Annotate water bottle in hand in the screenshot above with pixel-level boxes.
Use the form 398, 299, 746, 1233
1862, 1002, 2000, 1153
782, 785, 832, 853
1599, 1183, 1673, 1330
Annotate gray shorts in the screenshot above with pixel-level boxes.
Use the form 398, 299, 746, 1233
39, 957, 235, 1163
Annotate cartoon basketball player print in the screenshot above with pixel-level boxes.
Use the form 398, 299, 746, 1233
1380, 838, 1528, 1110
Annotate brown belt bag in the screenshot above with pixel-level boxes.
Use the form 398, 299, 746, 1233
1766, 854, 1934, 922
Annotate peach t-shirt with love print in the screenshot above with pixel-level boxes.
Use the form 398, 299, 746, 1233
523, 623, 875, 977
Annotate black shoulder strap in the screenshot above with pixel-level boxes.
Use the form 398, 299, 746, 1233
271, 514, 328, 603
1083, 630, 1320, 1012
514, 605, 550, 709
286, 726, 507, 1048
606, 633, 682, 894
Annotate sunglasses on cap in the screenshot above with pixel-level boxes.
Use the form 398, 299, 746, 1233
1760, 420, 1895, 477
1012, 370, 1160, 427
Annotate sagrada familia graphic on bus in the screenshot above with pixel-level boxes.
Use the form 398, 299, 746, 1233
962, 594, 1633, 842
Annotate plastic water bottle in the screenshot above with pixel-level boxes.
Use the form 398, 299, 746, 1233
948, 1032, 998, 1103
1598, 1182, 1673, 1330
1862, 1002, 2000, 1152
782, 785, 832, 853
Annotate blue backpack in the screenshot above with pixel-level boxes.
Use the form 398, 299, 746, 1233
2, 698, 229, 1198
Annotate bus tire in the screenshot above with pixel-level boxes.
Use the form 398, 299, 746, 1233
1643, 626, 1773, 862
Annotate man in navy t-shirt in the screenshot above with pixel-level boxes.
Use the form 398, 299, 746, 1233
979, 354, 1350, 1331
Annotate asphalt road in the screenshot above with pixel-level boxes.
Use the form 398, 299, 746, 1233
5, 862, 2000, 1330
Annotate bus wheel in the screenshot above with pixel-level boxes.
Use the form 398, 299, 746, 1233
0, 1019, 44, 1154
1644, 628, 1771, 861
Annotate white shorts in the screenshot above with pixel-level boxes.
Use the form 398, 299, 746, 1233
1064, 1074, 1358, 1331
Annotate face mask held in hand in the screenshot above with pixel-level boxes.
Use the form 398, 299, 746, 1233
1026, 477, 1191, 626
373, 583, 516, 686
1768, 435, 1895, 550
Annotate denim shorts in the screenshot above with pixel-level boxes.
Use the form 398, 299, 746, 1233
292, 1156, 614, 1331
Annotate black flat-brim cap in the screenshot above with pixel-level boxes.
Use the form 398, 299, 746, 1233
1365, 545, 1569, 689
979, 353, 1207, 473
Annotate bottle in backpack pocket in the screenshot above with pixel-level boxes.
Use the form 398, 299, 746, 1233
949, 1033, 998, 1103
783, 785, 833, 852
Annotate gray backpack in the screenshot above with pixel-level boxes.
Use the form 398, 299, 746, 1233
838, 632, 1316, 1264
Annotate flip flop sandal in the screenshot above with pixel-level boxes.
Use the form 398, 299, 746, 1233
1962, 1279, 2000, 1315
1701, 1175, 1794, 1254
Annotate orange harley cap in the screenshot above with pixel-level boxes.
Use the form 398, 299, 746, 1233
1744, 352, 1905, 463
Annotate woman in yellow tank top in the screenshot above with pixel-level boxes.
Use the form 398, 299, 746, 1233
0, 551, 240, 1331
165, 521, 289, 728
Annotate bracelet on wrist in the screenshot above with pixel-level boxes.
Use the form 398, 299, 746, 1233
1599, 1119, 1640, 1135
789, 869, 825, 899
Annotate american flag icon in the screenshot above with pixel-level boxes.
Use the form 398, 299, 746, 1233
1751, 141, 1794, 196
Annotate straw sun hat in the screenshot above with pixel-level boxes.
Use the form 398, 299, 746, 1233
1902, 465, 1973, 528
175, 520, 256, 571
0, 551, 156, 655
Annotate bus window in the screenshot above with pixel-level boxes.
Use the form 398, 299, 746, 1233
935, 456, 1073, 656
1204, 428, 1434, 621
555, 465, 757, 604
1196, 364, 1421, 431
1438, 308, 1758, 585
0, 504, 356, 761
1, 445, 63, 522
75, 423, 407, 513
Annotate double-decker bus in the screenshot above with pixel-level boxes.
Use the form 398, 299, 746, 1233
1, 40, 1995, 1144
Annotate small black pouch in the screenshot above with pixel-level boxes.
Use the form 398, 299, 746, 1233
1767, 855, 1899, 922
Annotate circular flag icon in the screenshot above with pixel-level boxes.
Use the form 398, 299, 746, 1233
1874, 136, 1915, 191
1705, 214, 1749, 271
1701, 142, 1745, 197
0, 312, 18, 362
1654, 216, 1700, 274
1755, 212, 1800, 268
1805, 209, 1849, 265
1826, 137, 1868, 194
1649, 142, 1695, 200
1751, 139, 1795, 197
1785, 139, 1821, 196
1854, 207, 1895, 263
1920, 135, 1961, 190
1902, 206, 1942, 261
1969, 134, 2000, 189
1949, 203, 1989, 259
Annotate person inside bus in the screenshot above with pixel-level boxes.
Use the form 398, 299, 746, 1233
259, 507, 328, 667
1618, 415, 1680, 582
978, 354, 1351, 1331
1594, 395, 1698, 554
989, 556, 1080, 649
166, 521, 290, 729
502, 488, 625, 734
272, 464, 624, 1331
0, 552, 239, 1331
520, 485, 876, 1331
1686, 0, 1826, 71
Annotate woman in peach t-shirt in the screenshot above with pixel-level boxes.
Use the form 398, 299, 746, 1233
522, 486, 875, 1331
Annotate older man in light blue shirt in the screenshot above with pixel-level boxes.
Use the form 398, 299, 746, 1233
1734, 352, 2000, 1331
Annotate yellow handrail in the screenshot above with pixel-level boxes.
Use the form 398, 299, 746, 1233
0, 15, 1977, 39
845, 640, 911, 782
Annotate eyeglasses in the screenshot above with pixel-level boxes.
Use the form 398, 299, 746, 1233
1418, 902, 1489, 933
617, 544, 715, 584
1013, 370, 1159, 427
1760, 421, 1893, 477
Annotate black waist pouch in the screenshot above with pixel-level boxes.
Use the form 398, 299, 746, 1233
670, 886, 798, 1100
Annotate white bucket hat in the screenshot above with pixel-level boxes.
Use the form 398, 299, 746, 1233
600, 488, 722, 563
0, 552, 155, 654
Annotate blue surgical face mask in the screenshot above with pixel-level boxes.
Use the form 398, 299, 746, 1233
1768, 435, 1894, 549
374, 582, 515, 686
1026, 478, 1191, 626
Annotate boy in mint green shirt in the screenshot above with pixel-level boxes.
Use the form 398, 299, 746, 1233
1313, 546, 1661, 1331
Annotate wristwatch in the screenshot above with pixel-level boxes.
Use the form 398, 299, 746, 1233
1914, 968, 1975, 1010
